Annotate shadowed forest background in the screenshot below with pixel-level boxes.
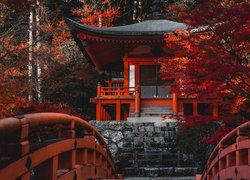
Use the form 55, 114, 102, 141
0, 0, 249, 166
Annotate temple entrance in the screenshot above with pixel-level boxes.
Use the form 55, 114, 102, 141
140, 65, 170, 98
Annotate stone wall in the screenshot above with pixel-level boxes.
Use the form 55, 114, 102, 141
89, 121, 197, 177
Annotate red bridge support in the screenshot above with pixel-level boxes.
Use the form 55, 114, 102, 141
197, 121, 250, 180
0, 113, 122, 180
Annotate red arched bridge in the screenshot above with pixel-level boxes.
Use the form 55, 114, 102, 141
198, 121, 250, 180
0, 113, 121, 180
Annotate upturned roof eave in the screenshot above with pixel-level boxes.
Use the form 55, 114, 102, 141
65, 17, 186, 39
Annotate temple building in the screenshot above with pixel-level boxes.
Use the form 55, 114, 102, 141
66, 8, 219, 122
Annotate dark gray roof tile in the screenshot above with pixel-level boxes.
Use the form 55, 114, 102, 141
66, 17, 187, 37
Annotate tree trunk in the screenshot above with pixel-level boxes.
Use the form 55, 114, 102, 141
36, 0, 42, 102
133, 0, 138, 22
28, 7, 34, 101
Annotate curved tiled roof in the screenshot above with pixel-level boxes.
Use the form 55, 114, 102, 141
66, 17, 187, 37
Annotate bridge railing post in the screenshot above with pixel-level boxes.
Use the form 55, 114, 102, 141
83, 129, 97, 177
102, 145, 108, 170
60, 119, 76, 139
19, 117, 30, 157
58, 119, 76, 173
7, 116, 30, 158
0, 113, 121, 179
6, 116, 31, 180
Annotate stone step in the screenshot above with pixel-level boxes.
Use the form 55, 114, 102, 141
141, 106, 172, 111
122, 167, 197, 177
129, 106, 173, 118
118, 152, 178, 159
132, 159, 179, 167
90, 120, 196, 177
127, 117, 176, 122
125, 176, 196, 180
137, 153, 178, 160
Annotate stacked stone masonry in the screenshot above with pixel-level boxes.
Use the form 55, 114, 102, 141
89, 121, 197, 177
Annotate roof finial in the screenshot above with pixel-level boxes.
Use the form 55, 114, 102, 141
147, 0, 165, 20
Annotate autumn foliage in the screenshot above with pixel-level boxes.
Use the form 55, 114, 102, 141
0, 0, 119, 119
72, 1, 120, 27
161, 0, 249, 143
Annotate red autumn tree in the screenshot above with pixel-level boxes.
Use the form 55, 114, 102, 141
160, 0, 249, 143
72, 0, 120, 27
0, 0, 121, 118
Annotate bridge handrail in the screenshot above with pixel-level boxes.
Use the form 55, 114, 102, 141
201, 121, 250, 180
0, 113, 106, 145
0, 112, 120, 179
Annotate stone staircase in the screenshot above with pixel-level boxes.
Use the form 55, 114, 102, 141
129, 105, 173, 118
118, 122, 196, 177
141, 106, 172, 116
89, 121, 197, 178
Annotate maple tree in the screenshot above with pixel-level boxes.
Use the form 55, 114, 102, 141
72, 0, 120, 27
0, 0, 120, 118
160, 0, 249, 144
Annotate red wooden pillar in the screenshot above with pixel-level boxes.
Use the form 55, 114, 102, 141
212, 102, 218, 118
96, 82, 102, 121
107, 81, 112, 88
100, 105, 105, 121
135, 85, 141, 117
116, 100, 121, 122
172, 93, 178, 114
193, 100, 198, 116
96, 101, 101, 121
97, 82, 101, 97
123, 57, 129, 89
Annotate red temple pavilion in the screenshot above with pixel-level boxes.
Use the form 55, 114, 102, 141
66, 16, 219, 122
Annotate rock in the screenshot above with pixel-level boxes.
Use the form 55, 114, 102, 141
134, 141, 144, 151
134, 137, 143, 143
161, 126, 169, 131
159, 167, 175, 176
108, 143, 118, 157
154, 127, 161, 132
111, 131, 124, 143
109, 121, 124, 130
101, 130, 115, 139
145, 126, 154, 132
143, 122, 154, 126
138, 126, 145, 132
169, 122, 177, 128
174, 167, 197, 176
132, 125, 139, 132
153, 137, 164, 143
147, 132, 153, 137
123, 131, 135, 139
117, 141, 124, 149
154, 121, 167, 127
138, 132, 147, 137
89, 121, 196, 177
144, 168, 159, 177
90, 120, 107, 131
123, 142, 134, 148
122, 168, 143, 177
144, 137, 153, 143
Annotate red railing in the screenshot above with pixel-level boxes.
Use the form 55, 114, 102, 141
198, 121, 250, 180
100, 86, 135, 97
0, 113, 121, 179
